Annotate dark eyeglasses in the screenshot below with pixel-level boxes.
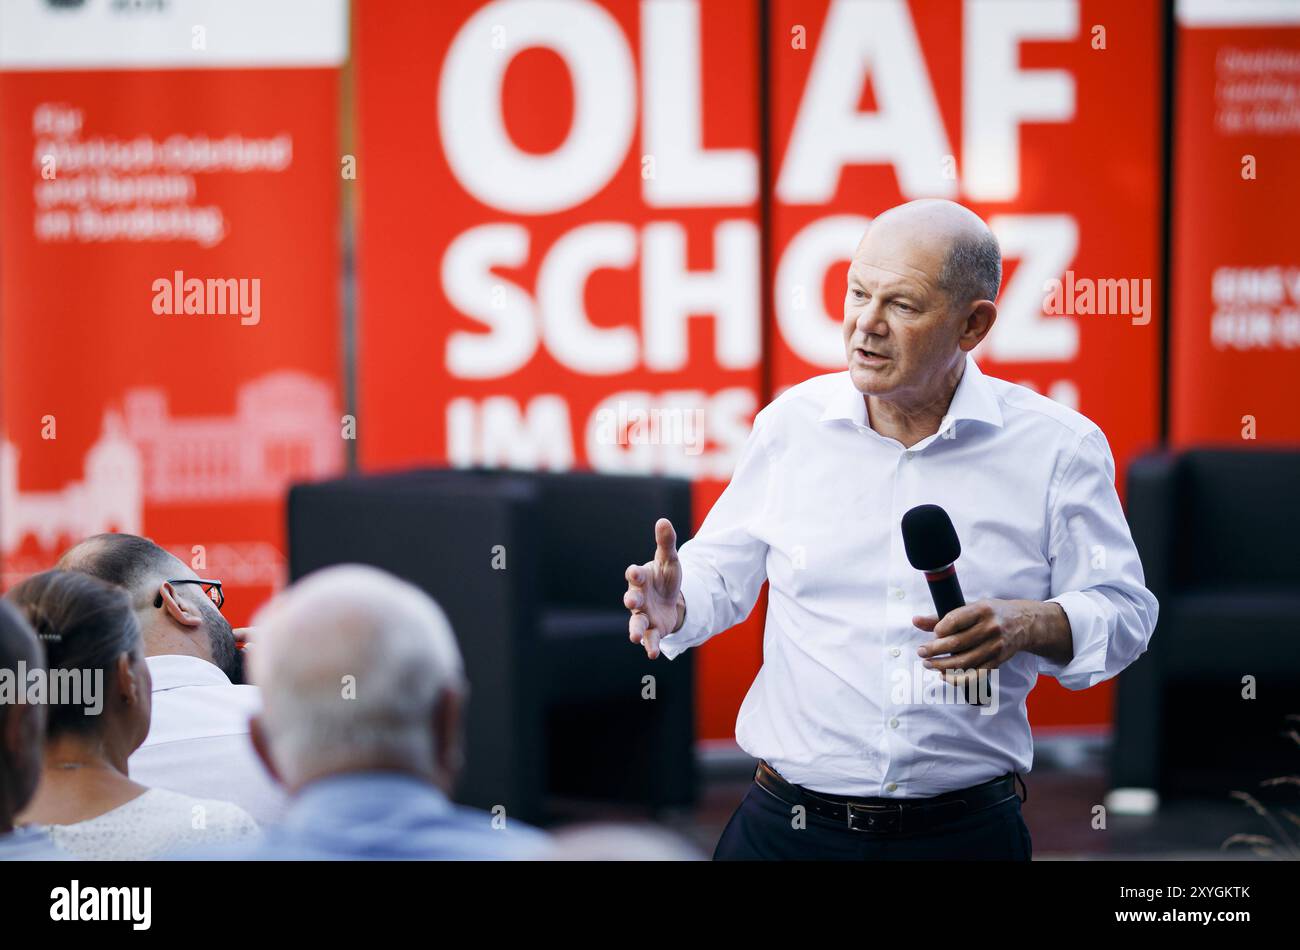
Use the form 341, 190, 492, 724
154, 578, 225, 610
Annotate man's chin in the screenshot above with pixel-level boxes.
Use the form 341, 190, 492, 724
848, 363, 895, 395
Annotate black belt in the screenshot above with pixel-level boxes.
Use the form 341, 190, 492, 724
754, 759, 1025, 835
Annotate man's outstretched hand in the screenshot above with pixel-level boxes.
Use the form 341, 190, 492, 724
624, 517, 686, 659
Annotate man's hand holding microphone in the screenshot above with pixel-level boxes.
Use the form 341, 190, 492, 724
624, 518, 685, 660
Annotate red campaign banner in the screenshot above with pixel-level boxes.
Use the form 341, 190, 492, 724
356, 0, 1164, 738
355, 0, 764, 740
0, 0, 348, 628
767, 0, 1164, 729
1170, 1, 1300, 447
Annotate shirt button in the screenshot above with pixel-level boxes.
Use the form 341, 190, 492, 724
889, 646, 901, 658
902, 451, 914, 461
889, 717, 900, 729
885, 783, 898, 792
890, 587, 905, 601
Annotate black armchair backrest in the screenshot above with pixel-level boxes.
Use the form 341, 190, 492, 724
1176, 450, 1300, 589
331, 467, 695, 609
529, 471, 693, 609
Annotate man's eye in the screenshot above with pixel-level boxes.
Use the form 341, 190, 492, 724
851, 289, 866, 300
893, 301, 914, 313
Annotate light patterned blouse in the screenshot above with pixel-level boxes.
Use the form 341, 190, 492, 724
40, 787, 260, 860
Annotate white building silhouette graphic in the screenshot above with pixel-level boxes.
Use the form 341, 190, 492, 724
1, 371, 340, 558
1, 411, 142, 554
122, 371, 342, 502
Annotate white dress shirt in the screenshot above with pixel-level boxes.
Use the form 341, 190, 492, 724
128, 654, 287, 824
661, 354, 1158, 797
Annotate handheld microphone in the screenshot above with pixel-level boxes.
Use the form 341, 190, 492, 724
902, 504, 988, 706
901, 504, 964, 617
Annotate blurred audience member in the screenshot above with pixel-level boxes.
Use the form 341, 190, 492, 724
545, 824, 704, 861
0, 601, 66, 860
207, 564, 546, 860
10, 570, 259, 860
59, 533, 286, 823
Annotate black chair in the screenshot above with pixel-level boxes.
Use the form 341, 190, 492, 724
1112, 449, 1300, 797
287, 467, 697, 823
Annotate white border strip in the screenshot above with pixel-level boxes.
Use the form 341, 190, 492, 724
0, 0, 348, 70
1178, 0, 1300, 27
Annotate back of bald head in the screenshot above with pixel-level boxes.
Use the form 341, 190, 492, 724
865, 199, 1002, 308
250, 565, 466, 782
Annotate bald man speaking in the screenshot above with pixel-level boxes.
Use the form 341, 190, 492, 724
623, 200, 1158, 861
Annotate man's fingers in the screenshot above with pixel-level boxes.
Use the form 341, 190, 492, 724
629, 611, 671, 659
912, 615, 938, 632
654, 518, 678, 566
643, 625, 662, 659
918, 623, 988, 660
925, 639, 1000, 671
625, 521, 675, 659
629, 611, 650, 644
933, 603, 985, 639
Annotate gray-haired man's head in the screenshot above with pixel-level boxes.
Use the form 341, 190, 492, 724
844, 199, 1002, 408
247, 565, 468, 795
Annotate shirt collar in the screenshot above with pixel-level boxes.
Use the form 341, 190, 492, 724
819, 353, 1004, 434
145, 653, 232, 691
286, 771, 451, 827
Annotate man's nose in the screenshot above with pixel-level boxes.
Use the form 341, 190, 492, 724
856, 301, 888, 338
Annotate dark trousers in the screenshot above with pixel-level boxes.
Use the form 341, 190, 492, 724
714, 780, 1032, 861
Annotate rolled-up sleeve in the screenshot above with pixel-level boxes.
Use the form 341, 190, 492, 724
659, 411, 773, 660
1039, 428, 1159, 690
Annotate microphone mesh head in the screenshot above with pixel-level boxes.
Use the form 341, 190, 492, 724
901, 504, 961, 571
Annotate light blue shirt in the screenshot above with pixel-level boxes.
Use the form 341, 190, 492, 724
0, 826, 72, 861
191, 772, 547, 860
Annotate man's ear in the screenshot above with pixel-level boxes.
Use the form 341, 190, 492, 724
431, 687, 465, 788
248, 716, 282, 786
958, 300, 997, 351
155, 582, 203, 628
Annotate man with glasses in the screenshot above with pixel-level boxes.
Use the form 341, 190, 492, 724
58, 533, 287, 824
